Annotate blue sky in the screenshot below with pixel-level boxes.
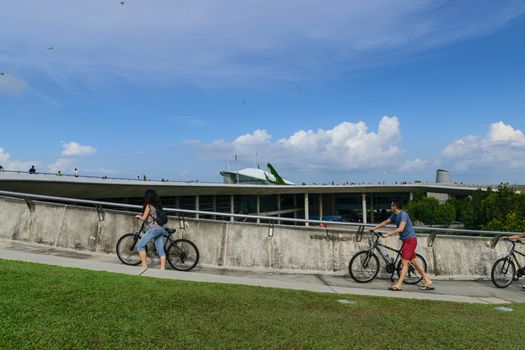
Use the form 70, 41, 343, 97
1, 0, 525, 184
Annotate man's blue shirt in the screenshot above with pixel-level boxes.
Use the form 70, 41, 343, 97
388, 210, 417, 240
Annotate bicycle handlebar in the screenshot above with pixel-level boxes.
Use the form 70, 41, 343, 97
369, 230, 384, 237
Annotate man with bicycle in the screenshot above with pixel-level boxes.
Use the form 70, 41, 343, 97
370, 200, 433, 291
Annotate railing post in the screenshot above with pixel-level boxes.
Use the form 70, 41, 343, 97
24, 197, 35, 213
489, 235, 500, 249
427, 232, 437, 247
267, 222, 274, 238
95, 205, 105, 221
355, 225, 364, 242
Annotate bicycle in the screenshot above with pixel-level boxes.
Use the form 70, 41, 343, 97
491, 238, 525, 288
348, 230, 427, 284
116, 220, 200, 271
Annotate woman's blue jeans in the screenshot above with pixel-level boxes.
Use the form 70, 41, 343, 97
136, 227, 166, 257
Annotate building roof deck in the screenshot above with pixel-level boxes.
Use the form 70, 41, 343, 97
0, 171, 489, 199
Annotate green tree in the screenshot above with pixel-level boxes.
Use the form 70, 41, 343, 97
457, 197, 475, 228
407, 197, 439, 225
482, 211, 525, 232
411, 191, 426, 202
435, 201, 456, 226
409, 184, 525, 230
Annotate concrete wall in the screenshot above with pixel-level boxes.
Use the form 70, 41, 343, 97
1, 195, 521, 279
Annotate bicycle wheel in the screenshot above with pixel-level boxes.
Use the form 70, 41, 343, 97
396, 253, 427, 285
116, 233, 143, 266
491, 257, 516, 288
349, 251, 380, 283
166, 239, 200, 271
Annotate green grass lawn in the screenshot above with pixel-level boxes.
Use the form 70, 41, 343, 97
0, 259, 523, 350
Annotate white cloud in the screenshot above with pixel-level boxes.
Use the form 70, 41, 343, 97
234, 130, 272, 145
441, 121, 525, 172
486, 121, 525, 146
0, 147, 39, 171
61, 141, 96, 156
0, 74, 27, 96
189, 116, 403, 173
47, 158, 71, 173
45, 141, 96, 172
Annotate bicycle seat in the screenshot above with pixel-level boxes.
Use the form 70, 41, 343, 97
165, 227, 176, 235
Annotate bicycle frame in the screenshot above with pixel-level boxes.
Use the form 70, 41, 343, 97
366, 234, 402, 276
503, 240, 525, 274
377, 242, 401, 264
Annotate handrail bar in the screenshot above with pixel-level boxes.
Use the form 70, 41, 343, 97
0, 189, 522, 236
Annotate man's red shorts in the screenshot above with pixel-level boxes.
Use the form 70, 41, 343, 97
401, 238, 417, 260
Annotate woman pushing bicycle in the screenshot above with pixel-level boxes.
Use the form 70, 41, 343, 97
135, 189, 167, 273
369, 200, 434, 291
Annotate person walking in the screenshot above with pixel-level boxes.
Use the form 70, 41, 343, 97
135, 189, 166, 274
74, 168, 78, 177
370, 200, 433, 291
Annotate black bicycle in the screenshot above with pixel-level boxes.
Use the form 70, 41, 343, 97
491, 238, 525, 288
349, 230, 427, 284
116, 220, 199, 271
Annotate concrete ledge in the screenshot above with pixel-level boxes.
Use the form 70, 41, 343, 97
1, 195, 522, 279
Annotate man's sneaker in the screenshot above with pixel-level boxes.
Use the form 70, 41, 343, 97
521, 284, 525, 290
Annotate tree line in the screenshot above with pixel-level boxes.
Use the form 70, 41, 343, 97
406, 185, 525, 232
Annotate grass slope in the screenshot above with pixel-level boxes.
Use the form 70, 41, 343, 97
0, 259, 523, 349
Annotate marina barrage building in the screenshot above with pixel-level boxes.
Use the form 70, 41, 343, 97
0, 167, 488, 225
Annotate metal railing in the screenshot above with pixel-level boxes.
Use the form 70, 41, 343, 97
0, 189, 520, 247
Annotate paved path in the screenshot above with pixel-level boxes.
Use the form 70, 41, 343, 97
1, 239, 524, 305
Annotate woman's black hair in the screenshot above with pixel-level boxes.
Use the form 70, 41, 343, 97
143, 189, 162, 210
